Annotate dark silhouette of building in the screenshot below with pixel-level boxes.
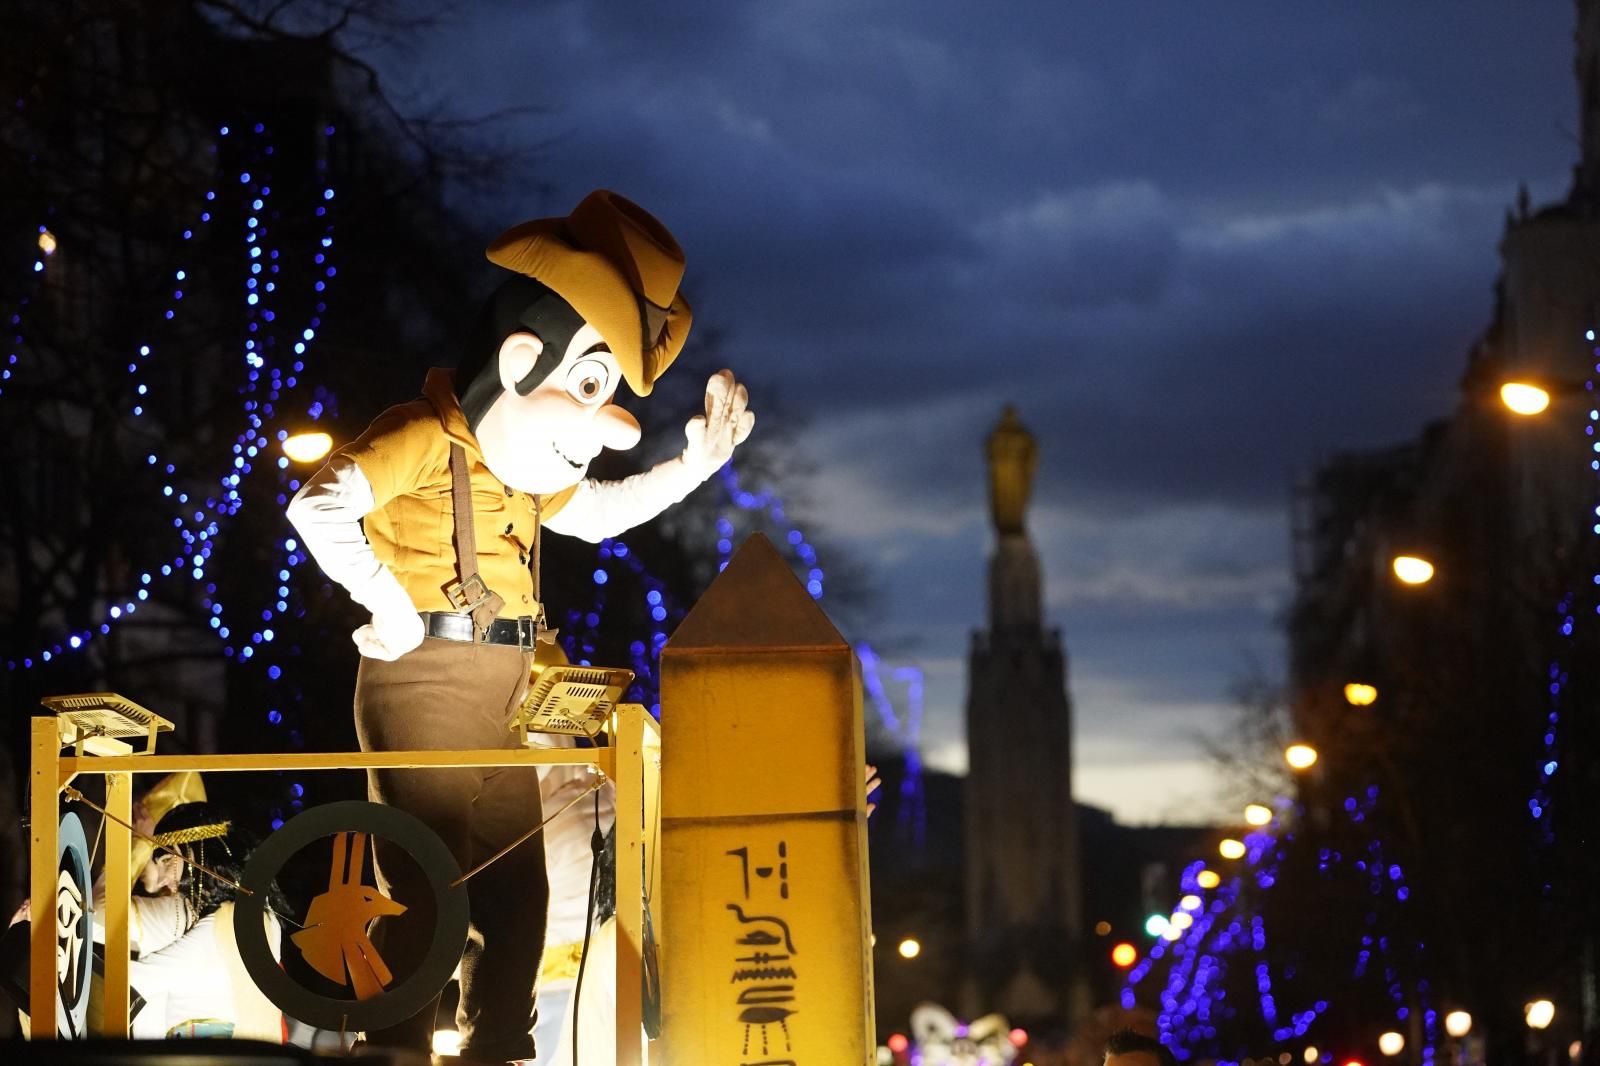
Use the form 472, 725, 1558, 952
962, 406, 1088, 1030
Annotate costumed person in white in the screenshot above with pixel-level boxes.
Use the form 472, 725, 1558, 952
111, 802, 285, 1040
529, 730, 616, 1065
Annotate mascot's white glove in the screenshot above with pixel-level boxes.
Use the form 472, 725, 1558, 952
543, 369, 756, 543
287, 457, 425, 661
349, 572, 425, 661
681, 369, 755, 479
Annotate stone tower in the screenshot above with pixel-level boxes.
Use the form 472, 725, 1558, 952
962, 406, 1087, 1029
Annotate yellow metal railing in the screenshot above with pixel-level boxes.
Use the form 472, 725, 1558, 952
29, 705, 662, 1064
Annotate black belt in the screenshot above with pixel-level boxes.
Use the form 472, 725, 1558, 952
419, 611, 540, 648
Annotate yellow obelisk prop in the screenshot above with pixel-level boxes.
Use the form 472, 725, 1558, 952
660, 534, 875, 1064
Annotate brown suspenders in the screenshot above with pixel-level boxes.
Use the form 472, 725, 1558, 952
443, 443, 552, 642
444, 442, 507, 634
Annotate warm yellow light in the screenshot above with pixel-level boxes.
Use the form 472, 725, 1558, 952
282, 430, 333, 464
1392, 554, 1435, 585
1179, 894, 1202, 912
1525, 999, 1555, 1030
1218, 837, 1247, 860
1244, 803, 1273, 827
1304, 1049, 1320, 1066
37, 229, 57, 256
1160, 923, 1183, 941
1379, 1031, 1405, 1057
1343, 682, 1378, 706
432, 1029, 462, 1055
1444, 1011, 1473, 1038
1501, 381, 1552, 416
1094, 920, 1112, 936
1111, 941, 1138, 967
1196, 869, 1221, 890
897, 937, 921, 960
1169, 911, 1194, 931
1285, 743, 1319, 771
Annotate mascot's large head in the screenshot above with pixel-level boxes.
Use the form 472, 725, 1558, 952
454, 190, 693, 494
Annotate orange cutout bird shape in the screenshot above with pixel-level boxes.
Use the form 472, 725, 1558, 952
291, 831, 407, 999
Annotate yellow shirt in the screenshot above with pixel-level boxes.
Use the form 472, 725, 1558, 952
335, 368, 576, 614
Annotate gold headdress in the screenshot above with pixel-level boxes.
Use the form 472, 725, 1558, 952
151, 821, 231, 848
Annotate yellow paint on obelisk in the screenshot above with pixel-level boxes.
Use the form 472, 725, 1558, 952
660, 533, 875, 1065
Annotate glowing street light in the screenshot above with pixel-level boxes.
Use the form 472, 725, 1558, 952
1500, 381, 1552, 416
1525, 999, 1555, 1030
1195, 869, 1221, 890
1110, 942, 1138, 968
1378, 1032, 1405, 1057
1343, 682, 1378, 706
1444, 1011, 1473, 1038
1392, 554, 1435, 585
282, 430, 333, 464
897, 937, 921, 960
1285, 743, 1319, 771
1218, 837, 1246, 860
1244, 803, 1273, 827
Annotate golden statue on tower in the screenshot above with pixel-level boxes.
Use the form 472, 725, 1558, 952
986, 405, 1037, 536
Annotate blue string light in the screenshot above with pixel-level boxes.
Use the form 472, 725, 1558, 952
857, 643, 926, 840
1532, 328, 1599, 843
1123, 785, 1435, 1063
717, 463, 824, 598
4, 121, 337, 674
0, 224, 52, 397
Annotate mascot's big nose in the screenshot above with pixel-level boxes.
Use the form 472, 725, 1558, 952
597, 404, 642, 452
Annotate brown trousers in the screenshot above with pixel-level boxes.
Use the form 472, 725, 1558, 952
354, 636, 549, 1062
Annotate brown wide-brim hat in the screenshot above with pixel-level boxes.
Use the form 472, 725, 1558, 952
486, 190, 692, 397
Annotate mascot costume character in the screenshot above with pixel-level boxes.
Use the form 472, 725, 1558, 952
287, 190, 752, 1061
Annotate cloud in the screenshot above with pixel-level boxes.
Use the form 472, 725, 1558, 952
374, 0, 1579, 826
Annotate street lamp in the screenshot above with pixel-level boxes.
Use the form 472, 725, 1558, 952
1500, 381, 1553, 416
282, 430, 333, 464
1444, 1011, 1472, 1038
1343, 682, 1378, 706
1285, 743, 1319, 771
1525, 999, 1555, 1030
897, 937, 921, 960
1392, 554, 1436, 585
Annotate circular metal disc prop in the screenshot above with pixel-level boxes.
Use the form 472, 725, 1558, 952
56, 811, 92, 1039
233, 801, 469, 1032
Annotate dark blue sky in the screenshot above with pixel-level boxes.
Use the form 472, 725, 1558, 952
380, 1, 1578, 821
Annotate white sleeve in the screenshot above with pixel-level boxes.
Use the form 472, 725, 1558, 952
543, 456, 711, 543
285, 456, 416, 619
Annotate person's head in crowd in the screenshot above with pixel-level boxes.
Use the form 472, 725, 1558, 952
1104, 1028, 1179, 1066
